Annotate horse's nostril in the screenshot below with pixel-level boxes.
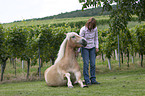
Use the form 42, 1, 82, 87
82, 39, 86, 43
82, 39, 87, 46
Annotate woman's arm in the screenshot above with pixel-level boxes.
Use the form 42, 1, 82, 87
95, 27, 99, 52
79, 26, 85, 37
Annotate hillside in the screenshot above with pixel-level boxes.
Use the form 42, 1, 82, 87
14, 6, 116, 22
35, 7, 111, 20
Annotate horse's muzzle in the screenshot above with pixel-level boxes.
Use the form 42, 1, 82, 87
81, 39, 87, 47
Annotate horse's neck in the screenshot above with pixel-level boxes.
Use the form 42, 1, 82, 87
64, 41, 75, 59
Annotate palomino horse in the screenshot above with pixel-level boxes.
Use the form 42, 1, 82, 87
44, 32, 87, 88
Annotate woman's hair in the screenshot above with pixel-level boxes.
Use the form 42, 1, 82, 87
85, 17, 96, 31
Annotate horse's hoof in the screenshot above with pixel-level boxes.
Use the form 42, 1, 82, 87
83, 85, 88, 88
68, 86, 73, 88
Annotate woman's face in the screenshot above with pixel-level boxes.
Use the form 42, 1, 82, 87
88, 23, 93, 30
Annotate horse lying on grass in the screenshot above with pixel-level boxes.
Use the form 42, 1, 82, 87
44, 32, 87, 88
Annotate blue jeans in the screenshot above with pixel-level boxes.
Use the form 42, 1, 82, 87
81, 47, 96, 84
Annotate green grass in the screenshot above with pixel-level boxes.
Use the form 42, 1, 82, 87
0, 68, 145, 96
0, 54, 145, 96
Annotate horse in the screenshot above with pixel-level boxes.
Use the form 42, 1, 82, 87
44, 32, 87, 88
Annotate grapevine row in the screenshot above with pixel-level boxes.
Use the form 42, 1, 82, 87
0, 22, 145, 81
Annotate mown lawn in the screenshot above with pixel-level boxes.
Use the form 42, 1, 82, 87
0, 68, 145, 96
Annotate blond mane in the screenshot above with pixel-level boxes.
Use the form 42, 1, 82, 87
54, 32, 78, 64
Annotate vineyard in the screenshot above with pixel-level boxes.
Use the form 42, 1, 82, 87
0, 16, 145, 82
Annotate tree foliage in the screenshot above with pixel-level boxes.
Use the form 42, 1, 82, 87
79, 0, 145, 67
79, 0, 145, 32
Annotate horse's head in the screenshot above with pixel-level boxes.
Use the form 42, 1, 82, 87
66, 32, 87, 48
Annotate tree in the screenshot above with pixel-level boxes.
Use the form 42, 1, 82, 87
135, 24, 145, 67
79, 0, 145, 21
37, 26, 52, 77
0, 25, 9, 81
21, 26, 40, 79
7, 26, 27, 76
79, 0, 145, 36
79, 0, 145, 67
48, 27, 66, 64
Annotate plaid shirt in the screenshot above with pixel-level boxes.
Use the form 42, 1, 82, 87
79, 26, 99, 49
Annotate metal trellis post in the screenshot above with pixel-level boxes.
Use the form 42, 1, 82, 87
118, 34, 121, 67
38, 46, 41, 78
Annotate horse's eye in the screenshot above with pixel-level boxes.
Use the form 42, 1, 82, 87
72, 36, 75, 38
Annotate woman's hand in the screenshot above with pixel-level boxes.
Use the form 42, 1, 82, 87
96, 48, 99, 53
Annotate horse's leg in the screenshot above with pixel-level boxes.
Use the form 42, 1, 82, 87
65, 73, 73, 88
74, 71, 88, 88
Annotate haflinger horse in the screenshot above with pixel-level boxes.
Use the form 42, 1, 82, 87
44, 32, 87, 88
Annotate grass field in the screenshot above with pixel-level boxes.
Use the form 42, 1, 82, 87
0, 67, 145, 96
0, 54, 145, 96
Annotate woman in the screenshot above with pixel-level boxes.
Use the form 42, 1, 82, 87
79, 17, 100, 85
